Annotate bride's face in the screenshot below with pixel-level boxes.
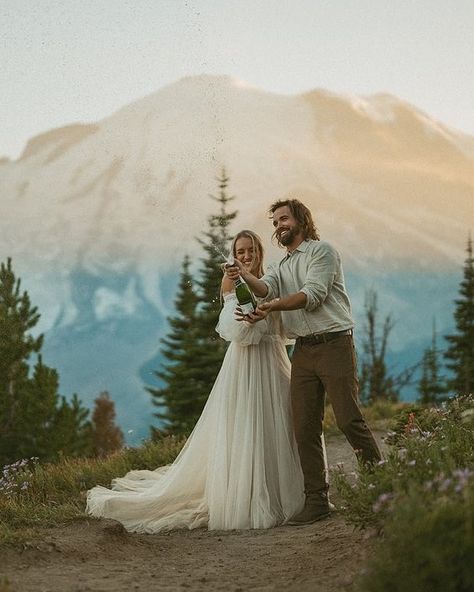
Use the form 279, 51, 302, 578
234, 236, 260, 274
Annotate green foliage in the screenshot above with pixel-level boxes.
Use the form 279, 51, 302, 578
0, 436, 185, 545
445, 236, 474, 395
356, 481, 474, 592
323, 399, 407, 435
0, 258, 93, 465
195, 167, 237, 339
147, 255, 206, 434
418, 321, 447, 404
148, 169, 238, 435
191, 168, 237, 420
333, 394, 474, 591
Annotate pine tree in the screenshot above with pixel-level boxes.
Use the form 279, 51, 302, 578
0, 258, 93, 465
444, 236, 474, 395
53, 393, 94, 458
90, 391, 124, 457
418, 320, 447, 405
147, 170, 238, 435
0, 258, 43, 459
147, 255, 204, 434
194, 168, 237, 381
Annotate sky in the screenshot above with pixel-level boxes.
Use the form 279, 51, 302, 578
1, 0, 473, 159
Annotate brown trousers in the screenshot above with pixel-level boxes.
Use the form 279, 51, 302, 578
291, 334, 382, 494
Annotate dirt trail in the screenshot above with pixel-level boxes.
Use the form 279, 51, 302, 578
1, 433, 384, 592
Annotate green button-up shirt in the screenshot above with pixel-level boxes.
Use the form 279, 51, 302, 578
261, 239, 354, 338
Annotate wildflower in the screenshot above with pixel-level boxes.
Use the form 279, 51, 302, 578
372, 492, 394, 513
407, 460, 416, 466
368, 483, 376, 490
439, 478, 452, 492
461, 408, 474, 423
377, 460, 387, 466
404, 413, 417, 435
452, 468, 473, 480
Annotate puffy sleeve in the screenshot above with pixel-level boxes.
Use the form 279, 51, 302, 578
216, 293, 269, 346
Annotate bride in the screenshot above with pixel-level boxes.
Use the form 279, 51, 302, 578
86, 230, 307, 532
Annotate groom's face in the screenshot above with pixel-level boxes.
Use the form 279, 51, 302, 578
272, 206, 302, 247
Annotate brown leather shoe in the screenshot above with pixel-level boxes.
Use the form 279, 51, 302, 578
287, 493, 331, 526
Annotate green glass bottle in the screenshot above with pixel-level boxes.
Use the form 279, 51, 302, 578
234, 276, 257, 315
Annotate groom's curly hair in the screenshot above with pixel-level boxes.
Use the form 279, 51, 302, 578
269, 199, 320, 247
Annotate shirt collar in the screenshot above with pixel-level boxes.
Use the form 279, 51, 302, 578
284, 239, 310, 259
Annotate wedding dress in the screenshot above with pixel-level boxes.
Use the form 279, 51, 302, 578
86, 293, 305, 532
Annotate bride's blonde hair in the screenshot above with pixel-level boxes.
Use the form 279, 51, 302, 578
231, 230, 265, 279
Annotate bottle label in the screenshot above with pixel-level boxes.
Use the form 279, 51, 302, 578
239, 301, 255, 315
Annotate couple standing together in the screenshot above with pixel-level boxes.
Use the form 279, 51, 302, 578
87, 199, 381, 532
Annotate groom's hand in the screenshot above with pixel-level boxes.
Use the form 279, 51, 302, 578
235, 300, 277, 323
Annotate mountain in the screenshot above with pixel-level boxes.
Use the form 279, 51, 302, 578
1, 75, 473, 442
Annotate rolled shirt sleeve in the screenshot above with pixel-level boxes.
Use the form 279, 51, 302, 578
257, 240, 354, 338
261, 263, 280, 300
299, 242, 339, 311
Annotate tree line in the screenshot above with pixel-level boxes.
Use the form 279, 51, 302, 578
0, 256, 123, 466
1, 170, 472, 464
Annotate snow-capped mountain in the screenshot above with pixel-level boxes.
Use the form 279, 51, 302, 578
1, 75, 473, 441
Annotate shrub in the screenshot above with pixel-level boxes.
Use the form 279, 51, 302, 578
356, 478, 474, 592
333, 394, 474, 528
334, 394, 474, 591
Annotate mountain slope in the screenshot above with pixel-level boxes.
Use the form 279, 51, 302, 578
1, 75, 472, 440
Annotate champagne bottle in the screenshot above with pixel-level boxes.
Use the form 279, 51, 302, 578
226, 254, 257, 315
234, 276, 258, 315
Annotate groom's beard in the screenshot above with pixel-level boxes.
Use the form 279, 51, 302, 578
278, 224, 301, 246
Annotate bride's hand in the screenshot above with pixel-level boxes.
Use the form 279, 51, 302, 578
224, 259, 244, 280
234, 305, 268, 324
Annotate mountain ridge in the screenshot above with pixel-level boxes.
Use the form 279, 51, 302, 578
1, 74, 472, 441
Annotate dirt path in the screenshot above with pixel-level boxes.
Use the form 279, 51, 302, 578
1, 433, 384, 592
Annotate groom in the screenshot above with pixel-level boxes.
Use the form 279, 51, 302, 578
226, 199, 382, 525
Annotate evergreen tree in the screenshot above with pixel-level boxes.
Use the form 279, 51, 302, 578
147, 255, 204, 434
0, 258, 43, 460
444, 236, 474, 395
90, 391, 124, 456
418, 320, 447, 405
52, 393, 94, 458
0, 258, 93, 465
359, 289, 415, 403
147, 170, 238, 435
194, 168, 237, 379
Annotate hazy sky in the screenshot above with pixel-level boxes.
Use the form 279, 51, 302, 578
1, 0, 473, 158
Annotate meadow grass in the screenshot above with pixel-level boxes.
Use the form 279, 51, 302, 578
323, 398, 407, 435
0, 401, 402, 547
0, 436, 185, 545
333, 394, 474, 592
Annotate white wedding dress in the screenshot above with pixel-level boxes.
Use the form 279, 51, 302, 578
86, 293, 305, 532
